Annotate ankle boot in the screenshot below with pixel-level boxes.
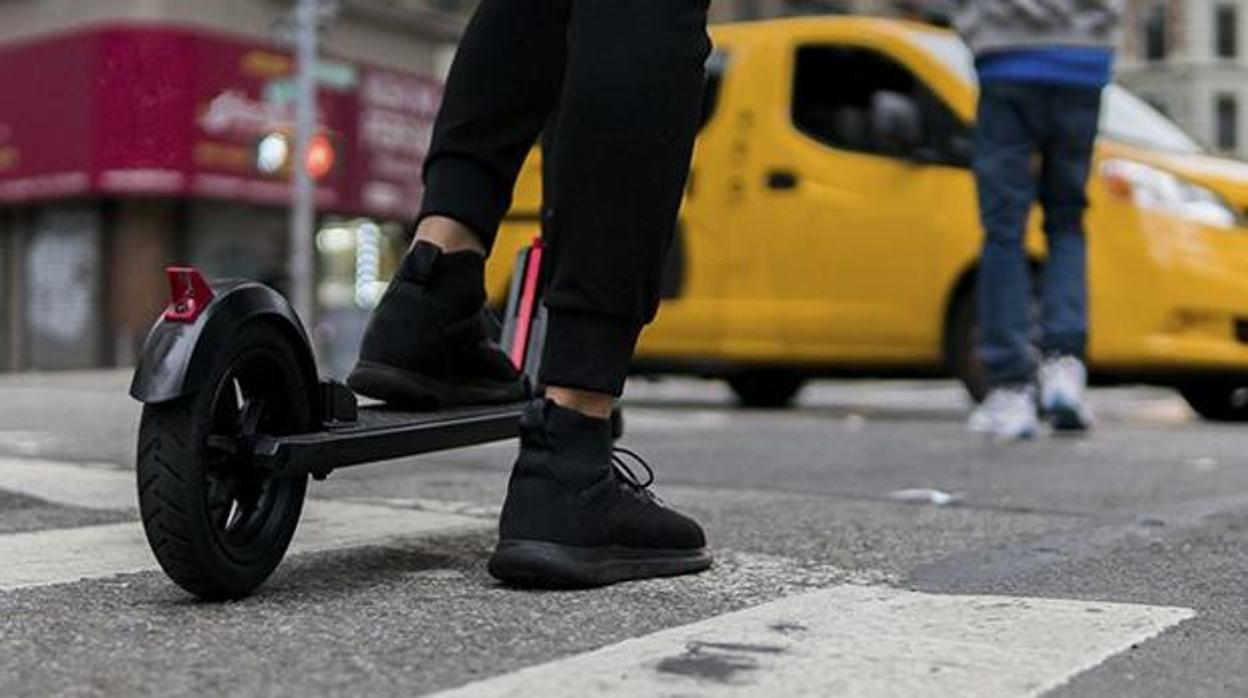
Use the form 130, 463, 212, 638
348, 241, 527, 408
489, 399, 712, 588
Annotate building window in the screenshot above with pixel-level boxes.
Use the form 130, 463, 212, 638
1216, 4, 1238, 59
1216, 94, 1239, 151
23, 206, 105, 370
1144, 4, 1168, 61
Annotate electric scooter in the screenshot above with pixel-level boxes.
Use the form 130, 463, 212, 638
129, 242, 551, 600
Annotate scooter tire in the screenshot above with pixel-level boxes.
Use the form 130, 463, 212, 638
136, 321, 312, 600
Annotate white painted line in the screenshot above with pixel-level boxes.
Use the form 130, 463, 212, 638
344, 497, 501, 519
0, 432, 57, 457
0, 457, 137, 510
0, 458, 503, 520
0, 457, 495, 591
0, 500, 487, 592
432, 584, 1194, 698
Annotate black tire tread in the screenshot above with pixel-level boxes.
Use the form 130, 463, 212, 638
137, 400, 216, 597
947, 285, 988, 404
135, 321, 312, 600
728, 372, 806, 409
1178, 379, 1248, 422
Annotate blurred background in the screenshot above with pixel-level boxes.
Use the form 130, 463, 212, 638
0, 0, 1237, 380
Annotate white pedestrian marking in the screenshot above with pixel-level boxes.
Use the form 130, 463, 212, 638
0, 457, 494, 591
432, 585, 1194, 698
0, 457, 1196, 696
0, 457, 138, 510
0, 499, 487, 591
0, 432, 57, 457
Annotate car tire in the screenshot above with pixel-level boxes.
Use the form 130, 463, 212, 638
1178, 378, 1248, 422
947, 287, 988, 403
728, 372, 806, 409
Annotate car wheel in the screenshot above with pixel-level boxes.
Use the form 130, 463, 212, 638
947, 287, 988, 403
728, 372, 806, 409
1178, 378, 1248, 422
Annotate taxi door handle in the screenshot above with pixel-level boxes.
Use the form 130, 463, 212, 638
766, 169, 799, 191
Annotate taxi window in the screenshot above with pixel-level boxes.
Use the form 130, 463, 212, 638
791, 45, 969, 166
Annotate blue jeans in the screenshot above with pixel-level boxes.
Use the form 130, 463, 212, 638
973, 82, 1102, 388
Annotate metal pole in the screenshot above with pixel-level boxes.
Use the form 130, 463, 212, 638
289, 0, 318, 326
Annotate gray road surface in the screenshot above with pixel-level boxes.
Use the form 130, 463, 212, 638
0, 371, 1243, 696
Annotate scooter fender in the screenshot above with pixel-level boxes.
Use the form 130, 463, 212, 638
129, 280, 319, 406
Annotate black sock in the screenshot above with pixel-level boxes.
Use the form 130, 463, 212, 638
524, 400, 612, 490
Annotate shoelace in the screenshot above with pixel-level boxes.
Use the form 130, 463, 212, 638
611, 446, 660, 502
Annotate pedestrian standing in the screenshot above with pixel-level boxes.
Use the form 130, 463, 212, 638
349, 0, 713, 587
957, 0, 1122, 440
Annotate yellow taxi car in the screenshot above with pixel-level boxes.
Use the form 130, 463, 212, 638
487, 17, 1248, 421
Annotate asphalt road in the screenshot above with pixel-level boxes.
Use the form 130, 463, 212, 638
0, 371, 1244, 696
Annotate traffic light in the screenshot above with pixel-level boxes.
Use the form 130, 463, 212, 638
306, 133, 335, 180
255, 131, 336, 180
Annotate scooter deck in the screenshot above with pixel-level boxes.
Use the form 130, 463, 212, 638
254, 401, 526, 479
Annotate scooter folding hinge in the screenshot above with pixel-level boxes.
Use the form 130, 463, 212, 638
164, 267, 215, 323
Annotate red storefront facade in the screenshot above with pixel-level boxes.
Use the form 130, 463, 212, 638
0, 23, 440, 372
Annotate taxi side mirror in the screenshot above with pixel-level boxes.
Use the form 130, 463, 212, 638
871, 91, 924, 158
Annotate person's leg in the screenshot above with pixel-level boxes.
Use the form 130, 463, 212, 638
538, 0, 711, 405
1038, 87, 1100, 361
1036, 86, 1102, 430
974, 83, 1042, 389
416, 0, 571, 252
491, 0, 714, 588
350, 0, 571, 408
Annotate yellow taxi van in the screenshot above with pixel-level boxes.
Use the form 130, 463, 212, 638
486, 17, 1248, 421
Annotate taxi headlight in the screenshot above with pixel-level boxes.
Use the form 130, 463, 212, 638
1101, 159, 1239, 229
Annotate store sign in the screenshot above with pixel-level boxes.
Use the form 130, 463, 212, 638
0, 25, 441, 218
199, 91, 291, 138
358, 68, 438, 216
0, 122, 16, 174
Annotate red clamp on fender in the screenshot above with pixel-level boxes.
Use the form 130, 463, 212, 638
164, 267, 215, 323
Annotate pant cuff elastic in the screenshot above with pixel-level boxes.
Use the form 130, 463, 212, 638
540, 309, 643, 397
418, 155, 510, 250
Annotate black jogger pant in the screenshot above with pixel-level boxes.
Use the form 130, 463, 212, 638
417, 0, 711, 396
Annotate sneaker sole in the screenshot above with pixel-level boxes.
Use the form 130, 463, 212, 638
347, 361, 528, 410
1046, 399, 1092, 432
488, 539, 713, 589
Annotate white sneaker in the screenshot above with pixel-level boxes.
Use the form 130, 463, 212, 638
1039, 355, 1094, 432
968, 386, 1039, 441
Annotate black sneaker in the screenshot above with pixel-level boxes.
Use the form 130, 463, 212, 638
348, 241, 528, 409
488, 400, 712, 588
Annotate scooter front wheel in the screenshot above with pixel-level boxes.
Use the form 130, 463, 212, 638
137, 321, 313, 600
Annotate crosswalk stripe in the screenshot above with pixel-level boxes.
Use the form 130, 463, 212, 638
0, 456, 1196, 697
0, 499, 487, 592
0, 457, 494, 591
431, 584, 1194, 698
0, 457, 138, 511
